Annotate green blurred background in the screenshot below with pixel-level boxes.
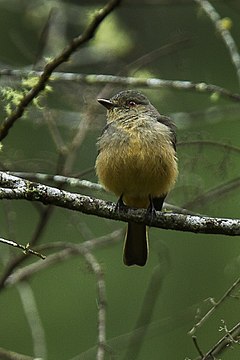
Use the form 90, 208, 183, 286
0, 0, 240, 359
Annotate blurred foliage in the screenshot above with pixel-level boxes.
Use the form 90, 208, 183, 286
0, 0, 240, 359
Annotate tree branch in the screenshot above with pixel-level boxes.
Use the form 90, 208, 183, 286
4, 231, 122, 287
1, 70, 240, 102
0, 172, 240, 236
82, 250, 107, 360
201, 321, 240, 360
192, 321, 240, 360
0, 237, 46, 259
194, 0, 240, 85
0, 0, 121, 141
189, 277, 240, 335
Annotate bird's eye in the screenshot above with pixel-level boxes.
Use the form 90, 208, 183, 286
128, 101, 136, 106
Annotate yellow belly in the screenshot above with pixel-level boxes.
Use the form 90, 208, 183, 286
96, 133, 178, 209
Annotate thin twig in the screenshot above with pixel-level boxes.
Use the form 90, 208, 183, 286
4, 230, 122, 288
0, 237, 46, 259
189, 277, 240, 335
194, 0, 240, 85
192, 336, 204, 358
8, 171, 105, 191
1, 203, 47, 359
1, 70, 240, 101
201, 321, 240, 359
83, 250, 107, 360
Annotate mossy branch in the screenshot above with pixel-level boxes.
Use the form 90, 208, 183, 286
0, 0, 121, 141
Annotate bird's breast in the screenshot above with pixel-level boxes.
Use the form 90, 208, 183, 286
96, 123, 178, 207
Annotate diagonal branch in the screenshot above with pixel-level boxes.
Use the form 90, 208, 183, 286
4, 231, 122, 288
194, 0, 240, 85
0, 237, 46, 259
189, 277, 240, 335
0, 229, 122, 290
202, 321, 240, 360
193, 321, 240, 360
0, 0, 121, 141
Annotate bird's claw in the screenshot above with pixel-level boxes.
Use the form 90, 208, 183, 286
115, 194, 127, 213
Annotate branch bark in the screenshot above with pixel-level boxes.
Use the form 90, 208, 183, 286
0, 347, 33, 360
0, 172, 240, 236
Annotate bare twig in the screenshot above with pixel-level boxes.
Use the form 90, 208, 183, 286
83, 250, 107, 360
189, 277, 240, 335
194, 0, 240, 85
0, 0, 121, 140
17, 282, 47, 359
1, 172, 240, 237
1, 203, 47, 358
201, 321, 240, 360
4, 230, 122, 288
0, 237, 46, 259
1, 70, 240, 102
192, 321, 240, 360
192, 336, 204, 358
8, 171, 105, 191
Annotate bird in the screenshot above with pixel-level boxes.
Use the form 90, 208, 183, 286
95, 90, 178, 266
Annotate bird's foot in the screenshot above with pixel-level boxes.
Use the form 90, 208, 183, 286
115, 194, 127, 213
146, 196, 157, 225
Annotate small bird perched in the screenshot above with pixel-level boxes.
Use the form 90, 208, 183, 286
95, 90, 178, 266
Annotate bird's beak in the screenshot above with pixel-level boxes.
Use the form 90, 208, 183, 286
98, 98, 116, 110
